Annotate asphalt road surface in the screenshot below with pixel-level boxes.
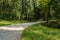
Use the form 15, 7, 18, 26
0, 22, 40, 40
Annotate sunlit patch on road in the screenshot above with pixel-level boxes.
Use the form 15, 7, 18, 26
0, 27, 25, 31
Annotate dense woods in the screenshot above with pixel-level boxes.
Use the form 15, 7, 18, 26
0, 0, 60, 27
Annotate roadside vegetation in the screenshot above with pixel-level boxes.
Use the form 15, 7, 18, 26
0, 20, 29, 26
21, 23, 60, 40
0, 0, 60, 40
0, 20, 19, 26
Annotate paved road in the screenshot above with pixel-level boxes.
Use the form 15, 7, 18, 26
0, 22, 40, 40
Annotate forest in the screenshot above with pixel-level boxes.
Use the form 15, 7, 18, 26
0, 0, 60, 27
0, 0, 60, 40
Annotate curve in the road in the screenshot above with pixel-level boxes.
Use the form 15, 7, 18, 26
0, 22, 40, 40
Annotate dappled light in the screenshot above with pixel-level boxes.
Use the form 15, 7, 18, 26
40, 21, 60, 29
21, 23, 60, 40
0, 0, 60, 40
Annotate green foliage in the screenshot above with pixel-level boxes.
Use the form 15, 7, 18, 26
0, 0, 21, 20
21, 23, 60, 40
0, 20, 21, 26
0, 0, 60, 22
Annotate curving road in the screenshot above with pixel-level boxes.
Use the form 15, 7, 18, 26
0, 22, 41, 40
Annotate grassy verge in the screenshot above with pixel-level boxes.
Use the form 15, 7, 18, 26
0, 20, 19, 26
20, 23, 60, 40
0, 20, 21, 26
0, 20, 28, 26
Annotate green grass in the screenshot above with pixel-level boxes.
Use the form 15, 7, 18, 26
20, 23, 60, 40
0, 20, 29, 26
0, 20, 23, 26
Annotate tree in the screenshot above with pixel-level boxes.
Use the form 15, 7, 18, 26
47, 0, 51, 24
